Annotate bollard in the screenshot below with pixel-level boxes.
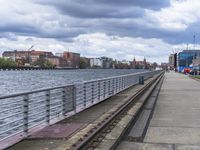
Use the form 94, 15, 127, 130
139, 76, 144, 85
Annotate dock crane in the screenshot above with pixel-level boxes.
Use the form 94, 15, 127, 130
27, 45, 34, 64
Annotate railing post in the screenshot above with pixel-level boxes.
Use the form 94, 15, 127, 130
91, 82, 94, 104
130, 76, 133, 85
118, 78, 120, 92
45, 90, 50, 125
62, 87, 67, 116
83, 83, 86, 108
119, 77, 121, 91
112, 78, 115, 94
116, 78, 118, 93
98, 80, 101, 101
117, 78, 119, 91
120, 77, 123, 91
124, 76, 127, 88
103, 80, 106, 98
73, 85, 77, 113
108, 79, 111, 95
122, 77, 125, 89
23, 94, 29, 137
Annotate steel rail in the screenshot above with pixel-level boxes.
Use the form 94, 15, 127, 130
70, 71, 164, 150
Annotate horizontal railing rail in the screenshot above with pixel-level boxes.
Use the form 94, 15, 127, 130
0, 70, 161, 144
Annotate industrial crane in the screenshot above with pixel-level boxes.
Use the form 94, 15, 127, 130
27, 45, 34, 64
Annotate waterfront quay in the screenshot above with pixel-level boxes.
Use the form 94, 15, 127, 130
3, 71, 200, 150
0, 70, 158, 149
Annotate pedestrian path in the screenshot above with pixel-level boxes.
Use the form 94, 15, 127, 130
144, 72, 200, 149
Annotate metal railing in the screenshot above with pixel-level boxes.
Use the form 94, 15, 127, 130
0, 85, 75, 141
0, 70, 161, 142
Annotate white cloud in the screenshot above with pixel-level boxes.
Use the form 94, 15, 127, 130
70, 33, 172, 63
146, 0, 200, 31
1, 0, 200, 63
0, 33, 172, 63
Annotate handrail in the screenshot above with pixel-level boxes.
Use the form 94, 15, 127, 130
0, 70, 150, 99
0, 84, 74, 100
0, 70, 161, 149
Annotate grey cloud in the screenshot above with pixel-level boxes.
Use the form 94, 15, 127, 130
77, 18, 197, 45
30, 0, 178, 44
161, 21, 200, 44
95, 0, 170, 10
0, 23, 38, 35
33, 0, 147, 18
0, 18, 84, 41
1, 0, 198, 48
25, 37, 34, 42
34, 0, 170, 13
0, 33, 18, 41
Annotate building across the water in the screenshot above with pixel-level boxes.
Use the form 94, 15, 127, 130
55, 52, 80, 68
90, 58, 103, 68
101, 57, 113, 69
2, 50, 54, 66
3, 50, 81, 68
89, 57, 113, 69
132, 58, 149, 69
63, 52, 80, 68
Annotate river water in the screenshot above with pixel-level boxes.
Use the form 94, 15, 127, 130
0, 69, 146, 96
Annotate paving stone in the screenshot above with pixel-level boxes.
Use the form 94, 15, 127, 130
117, 142, 173, 150
175, 144, 200, 150
145, 127, 200, 145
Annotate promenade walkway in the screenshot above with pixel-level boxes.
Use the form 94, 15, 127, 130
145, 72, 200, 146
118, 72, 200, 149
8, 72, 200, 150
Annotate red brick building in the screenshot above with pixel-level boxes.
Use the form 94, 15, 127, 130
63, 52, 80, 68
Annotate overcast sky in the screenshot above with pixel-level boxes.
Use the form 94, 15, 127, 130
0, 0, 200, 63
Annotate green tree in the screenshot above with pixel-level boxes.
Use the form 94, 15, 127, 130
32, 59, 45, 67
32, 59, 53, 68
0, 58, 16, 68
80, 57, 89, 69
45, 61, 54, 68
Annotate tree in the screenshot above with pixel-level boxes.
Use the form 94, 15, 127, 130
32, 59, 53, 68
152, 62, 158, 69
45, 61, 54, 68
32, 59, 45, 67
0, 58, 16, 68
80, 57, 89, 69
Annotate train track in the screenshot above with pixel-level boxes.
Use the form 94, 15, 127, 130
69, 72, 164, 150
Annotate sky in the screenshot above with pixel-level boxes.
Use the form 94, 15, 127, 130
0, 0, 200, 63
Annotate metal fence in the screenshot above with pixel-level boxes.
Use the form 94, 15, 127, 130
0, 70, 160, 142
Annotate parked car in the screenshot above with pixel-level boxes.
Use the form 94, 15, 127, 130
183, 68, 191, 74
